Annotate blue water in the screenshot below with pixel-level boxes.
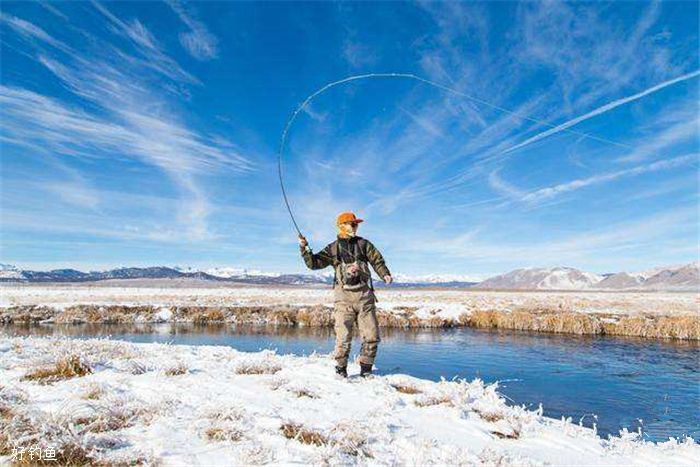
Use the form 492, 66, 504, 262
3, 324, 698, 442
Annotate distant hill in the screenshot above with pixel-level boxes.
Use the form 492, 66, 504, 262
475, 267, 603, 290
0, 262, 697, 291
476, 263, 698, 291
0, 265, 331, 285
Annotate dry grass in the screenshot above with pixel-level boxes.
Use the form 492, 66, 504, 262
1, 412, 94, 465
280, 423, 328, 446
128, 360, 150, 375
490, 427, 520, 439
204, 426, 243, 442
82, 385, 104, 401
0, 406, 13, 420
465, 309, 700, 340
164, 363, 189, 376
603, 315, 700, 340
190, 308, 226, 323
391, 383, 422, 394
56, 305, 158, 324
473, 408, 503, 423
3, 294, 697, 339
235, 361, 281, 375
290, 388, 319, 399
74, 413, 130, 434
330, 421, 372, 458
11, 442, 93, 466
414, 394, 453, 407
266, 377, 288, 391
22, 355, 92, 384
0, 305, 56, 324
0, 432, 10, 456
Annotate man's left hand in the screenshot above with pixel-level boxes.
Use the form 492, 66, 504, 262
383, 275, 393, 284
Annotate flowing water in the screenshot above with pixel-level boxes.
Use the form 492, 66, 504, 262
2, 324, 698, 442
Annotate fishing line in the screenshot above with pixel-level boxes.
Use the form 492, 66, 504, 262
277, 73, 637, 235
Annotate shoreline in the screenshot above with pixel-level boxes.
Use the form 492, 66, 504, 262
2, 304, 698, 340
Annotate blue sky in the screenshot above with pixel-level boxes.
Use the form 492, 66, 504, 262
0, 1, 698, 278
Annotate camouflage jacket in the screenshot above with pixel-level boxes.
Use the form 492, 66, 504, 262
301, 236, 391, 285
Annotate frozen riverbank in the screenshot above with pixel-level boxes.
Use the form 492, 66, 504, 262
1, 283, 698, 339
1, 336, 698, 466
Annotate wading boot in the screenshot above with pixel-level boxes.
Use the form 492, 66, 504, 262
360, 363, 373, 377
335, 366, 348, 378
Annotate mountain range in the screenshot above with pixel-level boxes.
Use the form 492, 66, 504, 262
0, 262, 697, 291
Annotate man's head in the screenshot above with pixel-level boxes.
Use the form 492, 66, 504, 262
336, 212, 363, 238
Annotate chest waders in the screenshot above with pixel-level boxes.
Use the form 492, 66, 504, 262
331, 239, 374, 292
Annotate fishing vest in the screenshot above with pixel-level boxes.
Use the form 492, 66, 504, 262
330, 238, 373, 291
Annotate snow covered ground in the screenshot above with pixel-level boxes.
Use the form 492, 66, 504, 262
1, 282, 697, 318
1, 336, 697, 466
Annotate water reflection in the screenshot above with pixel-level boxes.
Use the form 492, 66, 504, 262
2, 323, 698, 442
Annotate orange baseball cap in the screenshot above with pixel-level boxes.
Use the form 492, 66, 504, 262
336, 212, 364, 225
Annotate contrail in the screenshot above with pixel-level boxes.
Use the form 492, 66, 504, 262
502, 70, 700, 154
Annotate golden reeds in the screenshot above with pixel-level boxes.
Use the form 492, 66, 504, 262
2, 302, 698, 339
22, 355, 92, 384
280, 423, 328, 446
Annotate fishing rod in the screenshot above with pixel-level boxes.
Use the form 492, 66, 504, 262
277, 73, 642, 236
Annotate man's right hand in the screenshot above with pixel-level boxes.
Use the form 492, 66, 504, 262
298, 234, 308, 248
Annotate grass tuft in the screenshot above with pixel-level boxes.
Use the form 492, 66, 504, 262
235, 361, 281, 375
490, 427, 520, 439
204, 427, 243, 442
164, 363, 189, 376
11, 442, 93, 465
82, 385, 104, 401
391, 383, 422, 394
414, 394, 453, 407
22, 355, 92, 384
280, 423, 328, 446
473, 408, 503, 423
290, 388, 319, 399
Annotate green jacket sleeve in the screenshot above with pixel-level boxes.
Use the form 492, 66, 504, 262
364, 240, 391, 278
301, 242, 335, 270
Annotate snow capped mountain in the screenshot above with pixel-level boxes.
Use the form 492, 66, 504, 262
175, 266, 282, 279
392, 273, 481, 285
596, 272, 645, 289
596, 262, 698, 291
476, 263, 698, 291
476, 267, 603, 290
0, 262, 696, 290
641, 262, 699, 291
0, 264, 22, 279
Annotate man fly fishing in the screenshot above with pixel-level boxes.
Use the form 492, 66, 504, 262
298, 212, 392, 378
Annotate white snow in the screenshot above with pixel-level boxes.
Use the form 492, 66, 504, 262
1, 284, 696, 318
392, 273, 483, 284
1, 336, 697, 466
153, 307, 172, 322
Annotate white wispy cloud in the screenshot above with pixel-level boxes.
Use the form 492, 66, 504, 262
167, 0, 219, 61
39, 2, 69, 21
617, 117, 699, 163
1, 8, 252, 241
521, 154, 698, 203
394, 206, 697, 268
0, 12, 72, 53
502, 70, 700, 155
514, 1, 682, 111
487, 169, 526, 199
92, 1, 198, 84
